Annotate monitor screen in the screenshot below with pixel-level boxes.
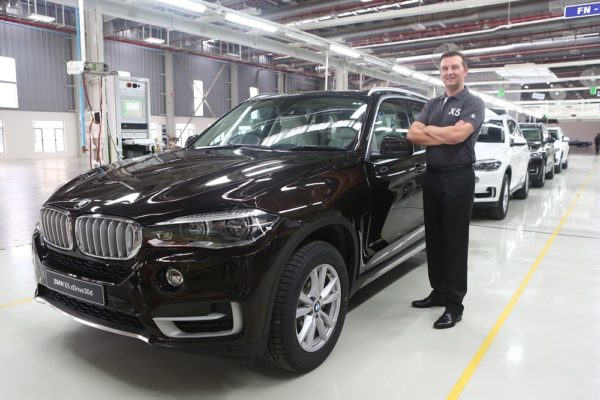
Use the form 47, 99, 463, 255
121, 99, 144, 119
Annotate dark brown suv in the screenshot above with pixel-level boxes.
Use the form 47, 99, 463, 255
33, 88, 427, 372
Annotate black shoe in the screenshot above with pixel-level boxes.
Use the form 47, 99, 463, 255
433, 311, 462, 329
411, 294, 445, 308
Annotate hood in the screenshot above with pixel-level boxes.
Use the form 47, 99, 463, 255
46, 148, 347, 224
474, 142, 505, 161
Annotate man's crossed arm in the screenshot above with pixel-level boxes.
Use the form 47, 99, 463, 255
407, 120, 474, 146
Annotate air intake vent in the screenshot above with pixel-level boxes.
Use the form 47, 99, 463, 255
40, 207, 73, 250
75, 215, 142, 260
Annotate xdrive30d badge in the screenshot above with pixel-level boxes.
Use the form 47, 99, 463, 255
33, 88, 428, 372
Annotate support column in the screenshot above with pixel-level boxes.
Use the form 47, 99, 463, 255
230, 63, 239, 108
164, 51, 175, 141
277, 71, 286, 94
335, 66, 348, 90
84, 8, 105, 164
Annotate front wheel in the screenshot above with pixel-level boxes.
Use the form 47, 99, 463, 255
263, 241, 349, 372
562, 157, 569, 169
490, 174, 510, 220
514, 170, 529, 199
555, 157, 562, 174
546, 161, 555, 180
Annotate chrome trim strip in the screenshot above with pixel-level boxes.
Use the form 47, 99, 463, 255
35, 297, 150, 343
153, 303, 244, 339
360, 242, 426, 289
366, 225, 425, 269
367, 87, 428, 100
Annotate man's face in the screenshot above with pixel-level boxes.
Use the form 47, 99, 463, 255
440, 55, 468, 91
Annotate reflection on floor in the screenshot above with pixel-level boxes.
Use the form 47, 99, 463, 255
1, 154, 599, 400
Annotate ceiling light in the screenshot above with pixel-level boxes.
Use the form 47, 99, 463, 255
392, 65, 412, 76
225, 13, 278, 33
412, 71, 434, 82
284, 30, 323, 47
364, 56, 390, 68
28, 14, 55, 22
145, 37, 165, 44
329, 44, 360, 58
495, 63, 558, 84
154, 0, 206, 14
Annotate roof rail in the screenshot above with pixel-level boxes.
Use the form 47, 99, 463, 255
366, 87, 428, 100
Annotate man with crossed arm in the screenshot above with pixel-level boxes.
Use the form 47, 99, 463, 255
407, 51, 485, 329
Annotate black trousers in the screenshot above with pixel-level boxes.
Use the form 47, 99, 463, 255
423, 166, 475, 314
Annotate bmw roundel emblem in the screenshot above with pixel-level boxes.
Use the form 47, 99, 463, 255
74, 199, 92, 210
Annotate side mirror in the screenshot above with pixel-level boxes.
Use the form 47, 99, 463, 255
510, 137, 527, 147
380, 136, 413, 158
185, 134, 200, 148
563, 136, 570, 143
547, 137, 555, 144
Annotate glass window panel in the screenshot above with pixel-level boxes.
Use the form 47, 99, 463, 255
42, 128, 56, 152
55, 129, 65, 152
0, 56, 17, 82
0, 83, 18, 108
34, 128, 43, 152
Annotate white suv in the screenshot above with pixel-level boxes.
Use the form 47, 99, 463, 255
547, 126, 570, 173
474, 113, 531, 220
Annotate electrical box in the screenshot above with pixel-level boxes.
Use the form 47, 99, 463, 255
105, 76, 154, 160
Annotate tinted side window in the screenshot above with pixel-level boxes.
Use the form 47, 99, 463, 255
369, 98, 411, 156
405, 99, 426, 152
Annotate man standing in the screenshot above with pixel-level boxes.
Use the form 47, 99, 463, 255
407, 51, 485, 329
594, 133, 600, 154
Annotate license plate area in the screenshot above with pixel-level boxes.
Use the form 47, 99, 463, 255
46, 270, 105, 306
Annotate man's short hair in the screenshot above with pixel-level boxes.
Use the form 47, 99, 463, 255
440, 51, 467, 68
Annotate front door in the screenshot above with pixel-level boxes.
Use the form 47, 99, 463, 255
363, 97, 425, 271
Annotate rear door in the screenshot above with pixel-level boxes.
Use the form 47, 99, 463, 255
363, 96, 425, 272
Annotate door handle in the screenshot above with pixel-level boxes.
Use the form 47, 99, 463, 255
415, 162, 426, 172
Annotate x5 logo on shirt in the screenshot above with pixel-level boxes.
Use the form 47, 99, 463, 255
448, 108, 461, 117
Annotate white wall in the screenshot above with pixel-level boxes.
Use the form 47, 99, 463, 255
0, 110, 80, 160
558, 120, 600, 142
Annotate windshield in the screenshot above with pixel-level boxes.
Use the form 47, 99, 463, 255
477, 121, 504, 143
189, 95, 367, 150
547, 128, 560, 140
521, 128, 542, 141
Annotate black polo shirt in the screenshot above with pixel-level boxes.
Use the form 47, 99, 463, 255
415, 87, 485, 168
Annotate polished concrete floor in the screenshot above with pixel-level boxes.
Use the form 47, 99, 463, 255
1, 153, 599, 399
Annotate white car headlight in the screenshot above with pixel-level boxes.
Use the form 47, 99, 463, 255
147, 209, 280, 249
474, 159, 502, 171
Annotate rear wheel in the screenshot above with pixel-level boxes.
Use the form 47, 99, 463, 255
490, 174, 510, 220
263, 241, 348, 372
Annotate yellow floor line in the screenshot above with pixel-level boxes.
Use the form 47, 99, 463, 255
448, 162, 599, 399
0, 297, 34, 310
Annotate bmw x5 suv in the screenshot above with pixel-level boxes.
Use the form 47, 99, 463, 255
33, 88, 429, 372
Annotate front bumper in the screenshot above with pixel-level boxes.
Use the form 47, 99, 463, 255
528, 157, 545, 180
474, 167, 505, 205
32, 230, 284, 356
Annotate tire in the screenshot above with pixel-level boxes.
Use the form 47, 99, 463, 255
490, 174, 510, 220
514, 170, 529, 199
263, 241, 349, 372
562, 157, 568, 169
533, 165, 545, 188
554, 157, 562, 174
545, 161, 555, 180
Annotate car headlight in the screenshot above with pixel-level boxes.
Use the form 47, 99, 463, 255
530, 151, 544, 159
473, 159, 502, 171
147, 209, 280, 249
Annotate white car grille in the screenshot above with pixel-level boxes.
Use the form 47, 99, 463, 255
75, 215, 142, 260
40, 207, 73, 250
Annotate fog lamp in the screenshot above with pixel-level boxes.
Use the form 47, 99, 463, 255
166, 268, 184, 287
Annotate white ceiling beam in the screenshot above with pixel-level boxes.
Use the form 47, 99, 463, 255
294, 0, 528, 31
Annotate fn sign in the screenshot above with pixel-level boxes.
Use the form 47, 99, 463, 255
564, 2, 600, 18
